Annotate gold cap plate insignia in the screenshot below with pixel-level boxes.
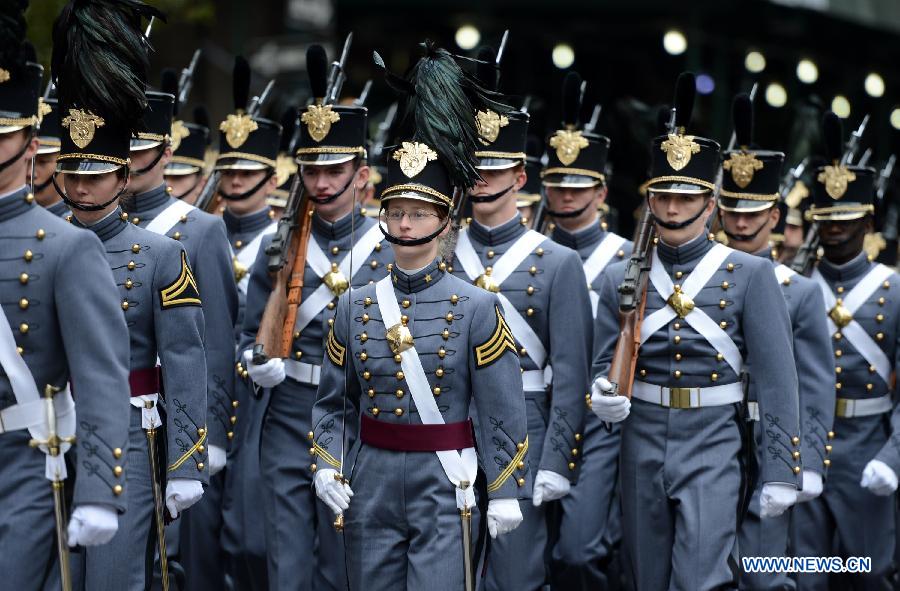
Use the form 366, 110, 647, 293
62, 108, 105, 149
817, 165, 856, 200
549, 130, 589, 166
666, 285, 695, 319
301, 104, 341, 142
0, 68, 9, 83
723, 152, 764, 188
220, 112, 258, 149
393, 141, 438, 179
170, 120, 190, 152
661, 133, 701, 172
275, 154, 298, 186
476, 109, 509, 145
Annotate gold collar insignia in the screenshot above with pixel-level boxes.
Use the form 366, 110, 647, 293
220, 112, 258, 149
476, 109, 509, 145
723, 152, 764, 188
393, 141, 438, 178
549, 129, 589, 166
0, 68, 9, 84
661, 133, 701, 171
170, 120, 191, 152
301, 104, 341, 142
37, 99, 52, 125
62, 108, 105, 149
817, 164, 856, 200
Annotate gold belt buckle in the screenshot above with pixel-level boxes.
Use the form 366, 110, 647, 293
669, 387, 692, 409
835, 398, 849, 418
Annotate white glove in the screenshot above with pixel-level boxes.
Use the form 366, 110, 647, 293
242, 349, 285, 388
208, 444, 226, 476
314, 468, 354, 516
165, 478, 204, 519
589, 377, 631, 423
759, 482, 797, 518
796, 470, 824, 503
532, 470, 571, 506
861, 459, 898, 496
487, 498, 523, 538
67, 504, 118, 547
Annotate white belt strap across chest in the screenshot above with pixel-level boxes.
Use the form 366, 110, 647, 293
0, 304, 75, 481
232, 222, 278, 293
640, 243, 743, 376
375, 276, 477, 509
811, 264, 893, 384
293, 224, 384, 335
455, 229, 549, 374
144, 199, 195, 237
583, 233, 627, 317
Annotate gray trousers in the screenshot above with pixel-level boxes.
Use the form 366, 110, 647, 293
0, 430, 57, 590
737, 420, 794, 591
482, 390, 549, 591
345, 445, 476, 591
621, 399, 744, 591
83, 409, 155, 591
179, 470, 226, 590
791, 415, 895, 591
262, 378, 347, 591
551, 415, 622, 590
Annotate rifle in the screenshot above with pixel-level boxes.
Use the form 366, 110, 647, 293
842, 114, 869, 166
352, 79, 372, 107
607, 205, 655, 397
253, 36, 352, 362
584, 104, 602, 134
779, 157, 809, 205
195, 78, 275, 212
177, 49, 201, 113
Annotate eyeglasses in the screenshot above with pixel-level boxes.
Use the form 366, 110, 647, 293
382, 209, 442, 223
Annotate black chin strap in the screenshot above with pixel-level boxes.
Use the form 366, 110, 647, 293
718, 211, 769, 243
52, 167, 130, 212
217, 170, 274, 201
545, 201, 593, 219
649, 196, 710, 230
173, 174, 203, 200
0, 132, 33, 173
377, 207, 450, 247
308, 173, 357, 205
468, 183, 515, 204
130, 146, 166, 177
33, 174, 54, 193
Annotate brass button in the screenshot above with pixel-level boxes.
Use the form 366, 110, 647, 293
450, 294, 460, 305
673, 322, 682, 331
360, 332, 368, 343
293, 331, 301, 339
435, 367, 444, 378
367, 388, 375, 398
833, 332, 842, 340
16, 346, 23, 355
113, 465, 123, 477
884, 281, 891, 289
517, 478, 526, 487
364, 297, 372, 307
370, 260, 378, 269
442, 329, 450, 340
639, 369, 647, 377
362, 313, 370, 323
198, 427, 206, 436
487, 250, 495, 259
519, 348, 527, 357
719, 321, 727, 329
19, 323, 29, 334
359, 351, 368, 362
113, 447, 123, 459
835, 382, 842, 390
400, 315, 409, 325
19, 272, 28, 284
827, 430, 835, 440
674, 370, 682, 379
879, 297, 886, 305
517, 442, 526, 451
675, 271, 683, 279
529, 266, 537, 275
719, 300, 726, 309
173, 232, 181, 240
835, 349, 842, 357
825, 444, 833, 453
571, 448, 578, 457
674, 353, 682, 361
36, 229, 45, 240
835, 366, 842, 374
727, 263, 734, 272
867, 383, 874, 391
327, 302, 335, 310
128, 261, 136, 270
331, 246, 340, 255
393, 354, 402, 363
517, 461, 525, 470
445, 312, 455, 323
527, 286, 535, 295
23, 250, 33, 262
877, 314, 885, 322
396, 371, 405, 380
180, 214, 188, 223
235, 240, 244, 249
121, 300, 129, 311
125, 279, 133, 290
721, 281, 729, 290
230, 416, 237, 424
232, 400, 239, 409
395, 389, 404, 399
132, 217, 140, 224
836, 286, 845, 294
433, 387, 441, 396
113, 484, 123, 496
716, 353, 724, 361
198, 462, 205, 471
823, 459, 832, 468
673, 335, 681, 344
394, 408, 403, 416
876, 332, 885, 341
18, 298, 28, 310
792, 466, 801, 474
363, 371, 371, 380
438, 347, 447, 359
131, 244, 141, 253
711, 372, 718, 381
869, 365, 876, 373
371, 407, 380, 416
526, 307, 535, 317
199, 445, 206, 454
327, 318, 334, 326
310, 463, 317, 471
574, 433, 582, 441
402, 299, 411, 308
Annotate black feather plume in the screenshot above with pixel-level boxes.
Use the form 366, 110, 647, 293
672, 72, 695, 132
0, 0, 29, 76
561, 71, 582, 128
476, 46, 497, 92
732, 93, 753, 149
193, 105, 210, 130
306, 45, 328, 100
52, 0, 164, 134
401, 40, 510, 189
823, 111, 843, 163
232, 56, 250, 111
160, 67, 179, 115
279, 106, 297, 152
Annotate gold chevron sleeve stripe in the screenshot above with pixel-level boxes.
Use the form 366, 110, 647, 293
326, 327, 346, 367
474, 306, 517, 368
313, 441, 341, 468
160, 251, 202, 308
168, 429, 207, 471
487, 436, 529, 493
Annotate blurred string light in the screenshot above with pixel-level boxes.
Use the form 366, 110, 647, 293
832, 95, 851, 118
662, 30, 687, 55
744, 51, 766, 73
891, 108, 900, 130
455, 25, 480, 50
796, 59, 818, 84
865, 73, 885, 98
765, 83, 787, 108
552, 44, 575, 69
696, 74, 715, 95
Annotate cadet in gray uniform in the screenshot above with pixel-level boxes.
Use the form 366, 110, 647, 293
164, 106, 211, 207
450, 70, 591, 591
792, 112, 900, 590
591, 73, 800, 591
0, 6, 131, 589
239, 56, 391, 591
542, 77, 633, 590
29, 97, 69, 217
312, 43, 529, 590
717, 95, 835, 590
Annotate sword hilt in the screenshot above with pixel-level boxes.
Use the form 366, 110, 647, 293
333, 472, 347, 531
28, 385, 75, 456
